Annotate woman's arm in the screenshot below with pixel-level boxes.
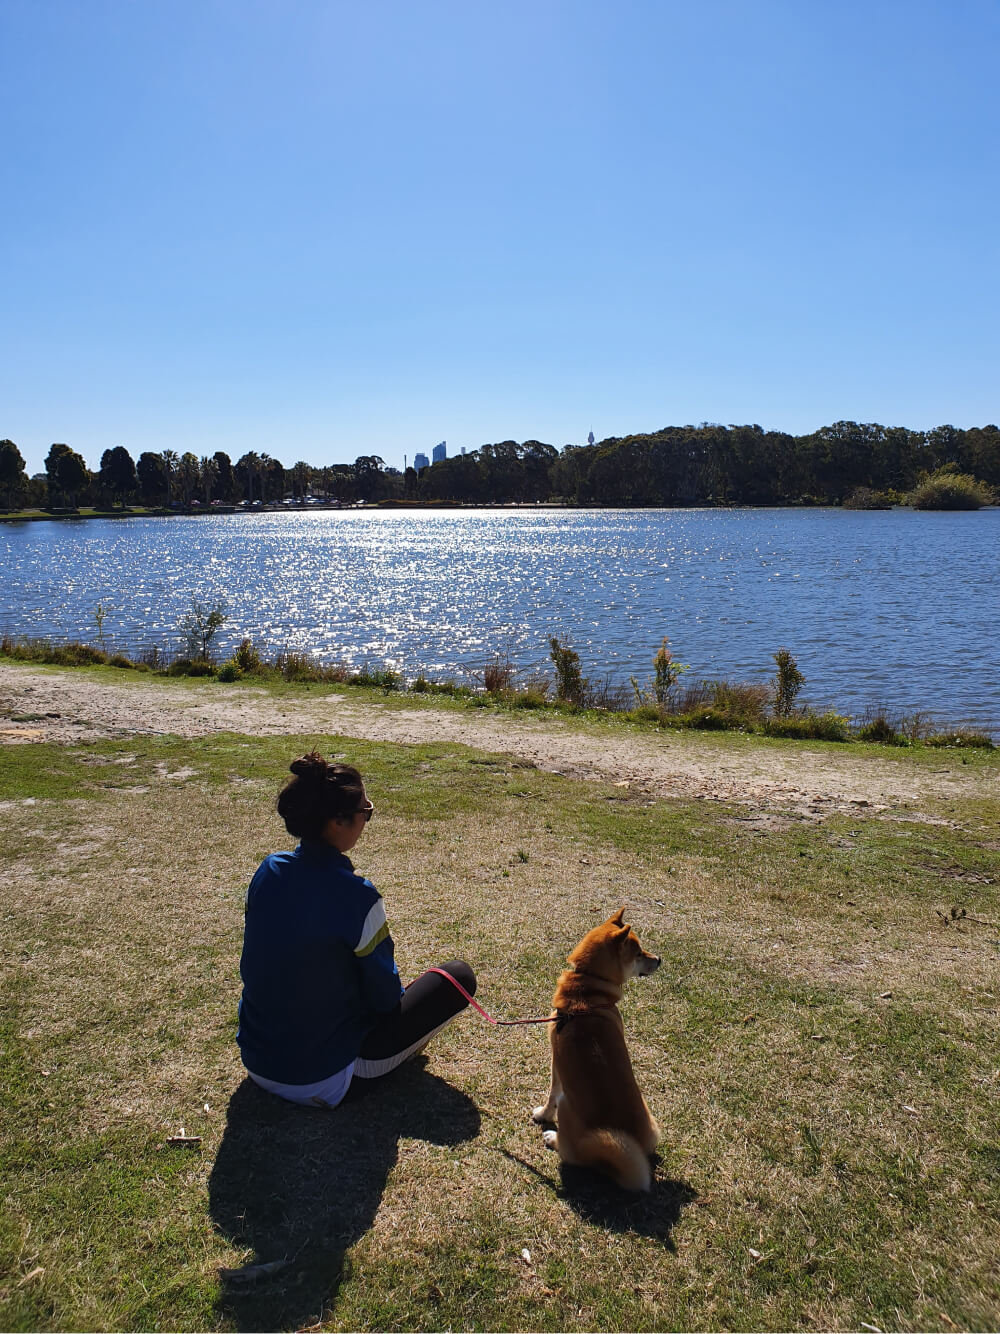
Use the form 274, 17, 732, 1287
354, 894, 405, 1012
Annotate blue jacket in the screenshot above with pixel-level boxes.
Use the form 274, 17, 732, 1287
237, 840, 404, 1083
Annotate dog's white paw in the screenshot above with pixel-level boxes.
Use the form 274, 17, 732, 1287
542, 1129, 559, 1151
532, 1105, 555, 1124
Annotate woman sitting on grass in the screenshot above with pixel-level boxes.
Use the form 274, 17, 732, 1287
237, 752, 477, 1108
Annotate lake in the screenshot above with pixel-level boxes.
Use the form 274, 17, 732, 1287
1, 507, 997, 734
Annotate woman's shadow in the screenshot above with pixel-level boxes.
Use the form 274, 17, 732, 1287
208, 1059, 480, 1332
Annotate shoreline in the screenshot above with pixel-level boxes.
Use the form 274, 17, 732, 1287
2, 643, 996, 748
5, 501, 998, 523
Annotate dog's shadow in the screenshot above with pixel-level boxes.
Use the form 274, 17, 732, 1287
505, 1147, 696, 1248
208, 1060, 480, 1332
558, 1158, 698, 1248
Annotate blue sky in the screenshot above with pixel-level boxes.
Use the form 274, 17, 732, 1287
2, 0, 998, 475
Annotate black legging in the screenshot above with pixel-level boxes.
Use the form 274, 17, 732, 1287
353, 959, 477, 1078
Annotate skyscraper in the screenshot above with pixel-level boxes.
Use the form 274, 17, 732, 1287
432, 441, 447, 463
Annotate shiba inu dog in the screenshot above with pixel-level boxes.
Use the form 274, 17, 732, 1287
532, 909, 661, 1191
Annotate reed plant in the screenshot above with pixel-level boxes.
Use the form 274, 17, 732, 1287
273, 651, 350, 684
549, 637, 586, 705
772, 648, 805, 717
482, 655, 516, 694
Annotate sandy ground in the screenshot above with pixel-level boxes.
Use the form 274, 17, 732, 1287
1, 661, 993, 821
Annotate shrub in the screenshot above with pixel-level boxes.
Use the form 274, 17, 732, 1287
630, 704, 663, 724
167, 657, 216, 677
409, 678, 471, 697
772, 648, 805, 717
217, 660, 242, 682
653, 637, 687, 702
674, 706, 733, 731
764, 711, 851, 741
711, 680, 770, 724
52, 643, 108, 667
925, 730, 995, 750
843, 487, 893, 510
108, 653, 137, 669
665, 680, 714, 715
856, 709, 909, 745
233, 638, 265, 675
906, 468, 994, 511
274, 652, 348, 683
549, 637, 585, 704
630, 636, 688, 708
512, 688, 549, 710
350, 666, 401, 691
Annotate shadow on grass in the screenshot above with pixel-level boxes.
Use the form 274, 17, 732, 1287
208, 1059, 480, 1332
501, 1149, 696, 1248
558, 1161, 698, 1249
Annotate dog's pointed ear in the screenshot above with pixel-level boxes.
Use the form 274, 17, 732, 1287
610, 907, 626, 926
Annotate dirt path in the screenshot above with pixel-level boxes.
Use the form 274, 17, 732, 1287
1, 662, 992, 821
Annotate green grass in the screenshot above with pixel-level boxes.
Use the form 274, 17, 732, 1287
0, 731, 998, 1330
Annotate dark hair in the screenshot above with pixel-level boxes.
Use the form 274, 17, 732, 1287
276, 753, 366, 839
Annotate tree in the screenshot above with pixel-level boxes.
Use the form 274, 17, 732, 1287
264, 456, 285, 502
199, 455, 218, 505
178, 597, 228, 660
0, 439, 28, 510
291, 461, 311, 500
45, 443, 89, 507
137, 452, 168, 505
353, 455, 387, 502
160, 450, 179, 505
235, 452, 262, 503
98, 446, 137, 507
212, 451, 235, 502
177, 452, 199, 505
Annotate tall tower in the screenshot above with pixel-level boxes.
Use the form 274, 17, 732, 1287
587, 430, 595, 446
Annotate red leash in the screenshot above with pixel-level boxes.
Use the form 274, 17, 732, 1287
423, 966, 557, 1027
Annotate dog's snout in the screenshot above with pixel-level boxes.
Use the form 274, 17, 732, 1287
639, 953, 661, 975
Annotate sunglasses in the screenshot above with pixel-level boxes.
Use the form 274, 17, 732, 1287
356, 801, 375, 823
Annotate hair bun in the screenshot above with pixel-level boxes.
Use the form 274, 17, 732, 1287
289, 752, 328, 780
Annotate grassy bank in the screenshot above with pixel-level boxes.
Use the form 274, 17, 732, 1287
1, 724, 998, 1331
0, 507, 178, 522
2, 633, 994, 750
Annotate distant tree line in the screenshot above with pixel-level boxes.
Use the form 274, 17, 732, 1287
0, 421, 997, 512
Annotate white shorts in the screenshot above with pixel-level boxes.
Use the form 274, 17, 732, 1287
247, 1062, 355, 1109
245, 1017, 450, 1109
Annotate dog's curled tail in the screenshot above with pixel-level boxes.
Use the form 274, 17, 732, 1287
578, 1129, 652, 1192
